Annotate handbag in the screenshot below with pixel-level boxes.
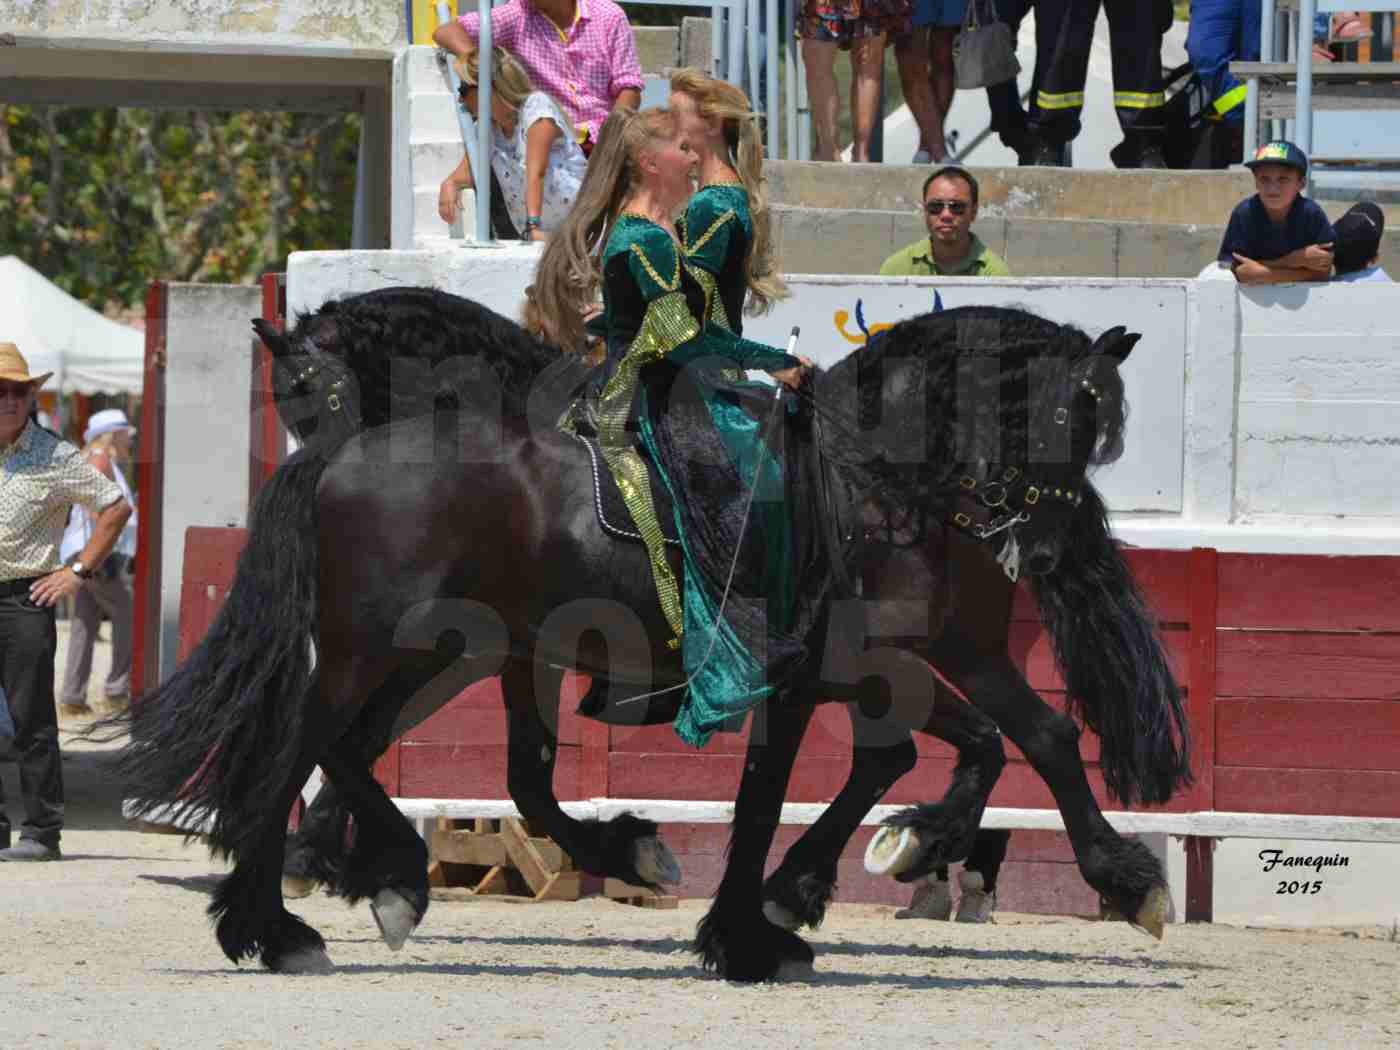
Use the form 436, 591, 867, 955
953, 0, 1021, 91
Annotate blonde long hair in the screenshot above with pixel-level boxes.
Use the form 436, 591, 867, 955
454, 48, 534, 111
668, 67, 787, 315
531, 107, 678, 351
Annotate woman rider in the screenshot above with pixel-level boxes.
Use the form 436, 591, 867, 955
532, 107, 816, 747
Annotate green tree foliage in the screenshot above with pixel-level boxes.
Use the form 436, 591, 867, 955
0, 106, 360, 311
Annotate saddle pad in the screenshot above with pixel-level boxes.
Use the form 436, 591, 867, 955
574, 435, 680, 548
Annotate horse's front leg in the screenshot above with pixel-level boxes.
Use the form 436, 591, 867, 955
761, 711, 916, 931
920, 626, 1171, 937
695, 698, 815, 982
502, 661, 680, 887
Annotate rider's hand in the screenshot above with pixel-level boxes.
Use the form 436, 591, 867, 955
770, 355, 813, 390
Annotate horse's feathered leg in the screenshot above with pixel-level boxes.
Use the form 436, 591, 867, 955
696, 698, 815, 982
316, 742, 429, 951
927, 625, 1170, 937
765, 674, 1009, 929
501, 661, 679, 887
761, 714, 917, 931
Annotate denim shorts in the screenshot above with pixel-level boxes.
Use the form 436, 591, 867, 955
912, 0, 968, 27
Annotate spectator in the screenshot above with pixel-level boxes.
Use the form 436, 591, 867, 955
432, 0, 643, 158
1028, 0, 1174, 168
1219, 140, 1335, 286
879, 166, 1010, 276
1332, 202, 1391, 283
57, 409, 139, 720
798, 0, 911, 162
893, 0, 967, 163
438, 49, 589, 242
1186, 0, 1258, 166
0, 343, 130, 862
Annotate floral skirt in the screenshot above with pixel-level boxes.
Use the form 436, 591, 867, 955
797, 0, 913, 46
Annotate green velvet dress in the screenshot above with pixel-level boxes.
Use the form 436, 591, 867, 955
589, 213, 798, 746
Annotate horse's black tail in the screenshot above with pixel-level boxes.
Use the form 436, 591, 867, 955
119, 447, 329, 860
1028, 485, 1192, 807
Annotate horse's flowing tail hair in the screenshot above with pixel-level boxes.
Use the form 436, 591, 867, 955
1029, 484, 1192, 807
119, 446, 328, 861
668, 67, 787, 314
531, 106, 677, 350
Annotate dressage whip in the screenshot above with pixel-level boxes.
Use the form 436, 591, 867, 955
617, 326, 801, 706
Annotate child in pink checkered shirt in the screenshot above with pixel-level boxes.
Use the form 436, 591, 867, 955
434, 0, 644, 156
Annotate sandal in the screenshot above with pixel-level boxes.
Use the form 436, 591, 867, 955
1329, 14, 1373, 43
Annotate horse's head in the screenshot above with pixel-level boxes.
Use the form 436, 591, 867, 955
251, 306, 363, 446
1010, 325, 1136, 576
815, 307, 1134, 581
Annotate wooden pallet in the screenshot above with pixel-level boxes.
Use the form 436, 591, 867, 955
427, 817, 677, 909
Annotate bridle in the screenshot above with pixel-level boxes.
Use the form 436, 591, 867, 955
925, 373, 1106, 580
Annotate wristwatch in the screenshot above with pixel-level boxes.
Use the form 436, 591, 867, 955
70, 560, 92, 580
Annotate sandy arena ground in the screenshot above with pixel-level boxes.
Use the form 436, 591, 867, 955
3, 628, 1398, 1049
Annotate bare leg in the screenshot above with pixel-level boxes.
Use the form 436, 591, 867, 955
894, 27, 938, 158
803, 38, 841, 161
849, 34, 887, 162
927, 27, 958, 159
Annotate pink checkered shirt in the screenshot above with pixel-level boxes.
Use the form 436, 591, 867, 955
457, 0, 644, 143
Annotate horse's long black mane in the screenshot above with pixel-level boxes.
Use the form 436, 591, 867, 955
810, 305, 1128, 509
288, 286, 588, 431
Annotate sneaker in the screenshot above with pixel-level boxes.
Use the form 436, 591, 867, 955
96, 693, 130, 715
0, 839, 62, 862
895, 876, 953, 920
954, 869, 997, 923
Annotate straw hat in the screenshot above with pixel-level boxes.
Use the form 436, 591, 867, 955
0, 342, 53, 388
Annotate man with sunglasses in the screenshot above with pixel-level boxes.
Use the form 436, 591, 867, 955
0, 343, 130, 862
879, 166, 1010, 278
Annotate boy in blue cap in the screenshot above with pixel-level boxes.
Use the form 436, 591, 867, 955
1218, 140, 1335, 285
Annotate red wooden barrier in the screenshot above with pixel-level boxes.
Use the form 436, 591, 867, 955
131, 281, 168, 699
170, 534, 1400, 915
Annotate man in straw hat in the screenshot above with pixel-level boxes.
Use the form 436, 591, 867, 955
0, 342, 131, 862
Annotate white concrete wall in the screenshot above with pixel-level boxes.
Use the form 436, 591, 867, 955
286, 249, 1400, 554
1, 0, 405, 50
160, 284, 262, 683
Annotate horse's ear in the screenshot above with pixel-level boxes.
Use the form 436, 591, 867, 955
1091, 326, 1139, 364
252, 318, 289, 358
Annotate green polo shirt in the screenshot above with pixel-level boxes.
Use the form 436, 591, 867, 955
878, 234, 1011, 277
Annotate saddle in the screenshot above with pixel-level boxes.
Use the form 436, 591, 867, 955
572, 433, 680, 548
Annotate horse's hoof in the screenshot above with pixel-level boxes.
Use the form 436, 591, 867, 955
954, 870, 996, 923
370, 888, 419, 951
1131, 885, 1169, 941
762, 899, 802, 931
864, 825, 921, 877
282, 875, 322, 900
277, 947, 334, 974
895, 876, 953, 920
634, 836, 682, 886
774, 958, 816, 981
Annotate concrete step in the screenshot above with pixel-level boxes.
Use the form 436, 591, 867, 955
411, 139, 469, 188
766, 161, 1259, 226
771, 205, 1400, 278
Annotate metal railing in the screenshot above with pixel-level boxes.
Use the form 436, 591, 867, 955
429, 0, 804, 241
1249, 1, 1399, 156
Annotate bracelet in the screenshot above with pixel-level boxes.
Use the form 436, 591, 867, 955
523, 215, 542, 231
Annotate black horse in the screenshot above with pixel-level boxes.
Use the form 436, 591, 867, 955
122, 288, 1189, 981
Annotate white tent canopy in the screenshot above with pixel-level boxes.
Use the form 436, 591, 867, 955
1, 255, 144, 394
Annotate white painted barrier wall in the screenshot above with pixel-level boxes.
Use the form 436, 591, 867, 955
160, 284, 263, 682
288, 249, 1400, 554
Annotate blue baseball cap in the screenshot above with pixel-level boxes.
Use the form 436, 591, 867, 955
1244, 140, 1308, 176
